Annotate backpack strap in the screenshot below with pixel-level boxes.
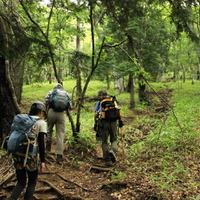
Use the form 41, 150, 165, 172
23, 117, 41, 167
23, 136, 31, 166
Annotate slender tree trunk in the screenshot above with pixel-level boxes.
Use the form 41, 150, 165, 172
138, 74, 149, 103
76, 11, 82, 98
106, 74, 110, 90
114, 77, 124, 92
75, 1, 105, 136
47, 67, 53, 84
180, 64, 186, 83
129, 72, 135, 108
126, 73, 133, 92
188, 52, 195, 84
197, 63, 200, 80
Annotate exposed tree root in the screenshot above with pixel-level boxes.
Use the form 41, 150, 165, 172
0, 171, 15, 187
57, 173, 94, 192
34, 194, 58, 200
38, 178, 85, 200
35, 186, 52, 192
90, 164, 113, 172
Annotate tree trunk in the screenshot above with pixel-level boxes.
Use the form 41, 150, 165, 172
13, 60, 25, 103
106, 74, 110, 90
181, 64, 186, 83
0, 16, 22, 144
0, 1, 30, 144
75, 0, 82, 98
114, 77, 124, 92
129, 72, 135, 108
138, 75, 149, 104
126, 73, 133, 93
185, 1, 200, 81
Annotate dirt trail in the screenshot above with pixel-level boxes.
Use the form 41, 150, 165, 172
1, 138, 161, 200
0, 87, 173, 200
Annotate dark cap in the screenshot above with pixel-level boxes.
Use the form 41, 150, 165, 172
33, 101, 46, 112
98, 90, 107, 96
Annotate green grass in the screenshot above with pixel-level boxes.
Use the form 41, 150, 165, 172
128, 81, 200, 198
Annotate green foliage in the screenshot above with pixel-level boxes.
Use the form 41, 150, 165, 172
126, 81, 200, 197
68, 50, 90, 78
22, 80, 75, 105
111, 170, 128, 180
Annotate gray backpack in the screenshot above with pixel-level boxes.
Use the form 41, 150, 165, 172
51, 88, 70, 112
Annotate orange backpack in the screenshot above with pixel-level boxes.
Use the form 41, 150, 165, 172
100, 96, 122, 122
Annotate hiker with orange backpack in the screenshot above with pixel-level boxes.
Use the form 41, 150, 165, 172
94, 90, 124, 166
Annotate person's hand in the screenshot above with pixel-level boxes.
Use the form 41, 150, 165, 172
40, 162, 46, 172
119, 120, 124, 128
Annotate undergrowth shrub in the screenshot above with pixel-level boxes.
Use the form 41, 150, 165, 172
126, 81, 200, 197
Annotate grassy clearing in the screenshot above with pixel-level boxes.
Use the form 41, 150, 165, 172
128, 81, 200, 199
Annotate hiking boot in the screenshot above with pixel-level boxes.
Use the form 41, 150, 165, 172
108, 149, 116, 163
56, 154, 63, 164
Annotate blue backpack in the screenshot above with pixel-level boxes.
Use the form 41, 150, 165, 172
51, 88, 70, 112
7, 114, 37, 155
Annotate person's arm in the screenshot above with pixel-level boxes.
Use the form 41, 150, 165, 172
93, 102, 100, 131
68, 96, 73, 110
94, 111, 99, 121
115, 100, 124, 128
94, 101, 101, 120
37, 132, 46, 171
45, 90, 53, 110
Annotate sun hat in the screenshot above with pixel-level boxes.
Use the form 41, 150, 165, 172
54, 83, 63, 88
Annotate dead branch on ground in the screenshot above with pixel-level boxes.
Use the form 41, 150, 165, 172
38, 179, 84, 200
0, 171, 15, 187
57, 173, 94, 192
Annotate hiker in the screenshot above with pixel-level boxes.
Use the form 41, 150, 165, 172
94, 90, 124, 166
45, 83, 72, 163
9, 101, 47, 200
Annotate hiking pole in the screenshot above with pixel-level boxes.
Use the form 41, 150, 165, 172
120, 127, 126, 159
23, 137, 30, 167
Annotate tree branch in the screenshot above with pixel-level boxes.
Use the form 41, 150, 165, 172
103, 39, 127, 48
19, 0, 61, 83
46, 0, 55, 38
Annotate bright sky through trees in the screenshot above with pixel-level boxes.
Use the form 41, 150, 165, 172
39, 0, 50, 5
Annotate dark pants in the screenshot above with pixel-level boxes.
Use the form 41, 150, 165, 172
99, 120, 118, 161
9, 168, 38, 200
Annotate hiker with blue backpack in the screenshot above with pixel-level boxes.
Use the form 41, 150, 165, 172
8, 101, 47, 200
94, 90, 124, 166
45, 83, 72, 164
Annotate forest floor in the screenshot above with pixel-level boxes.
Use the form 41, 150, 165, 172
1, 85, 197, 200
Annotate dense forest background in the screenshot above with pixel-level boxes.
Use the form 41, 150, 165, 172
0, 0, 200, 142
